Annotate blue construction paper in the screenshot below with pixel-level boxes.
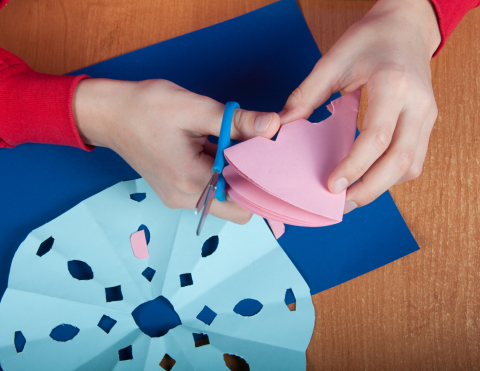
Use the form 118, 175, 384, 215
0, 179, 314, 370
0, 0, 418, 304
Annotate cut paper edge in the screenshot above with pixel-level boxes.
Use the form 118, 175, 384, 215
228, 185, 333, 227
225, 167, 339, 227
267, 219, 285, 239
130, 230, 149, 259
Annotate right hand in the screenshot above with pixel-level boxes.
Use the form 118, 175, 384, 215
280, 0, 441, 214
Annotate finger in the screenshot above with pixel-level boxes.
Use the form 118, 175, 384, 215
169, 190, 252, 224
183, 94, 280, 141
395, 104, 437, 185
204, 106, 280, 141
328, 82, 405, 195
209, 198, 253, 225
280, 52, 352, 125
230, 109, 281, 141
158, 184, 252, 224
343, 107, 427, 212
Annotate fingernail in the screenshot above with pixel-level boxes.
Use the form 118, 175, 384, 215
278, 109, 286, 117
254, 113, 273, 134
344, 201, 358, 214
332, 177, 349, 194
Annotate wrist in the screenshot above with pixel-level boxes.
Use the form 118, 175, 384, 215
72, 78, 136, 148
414, 0, 442, 57
376, 0, 441, 57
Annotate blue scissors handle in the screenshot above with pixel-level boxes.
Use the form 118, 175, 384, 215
214, 101, 239, 202
195, 101, 240, 235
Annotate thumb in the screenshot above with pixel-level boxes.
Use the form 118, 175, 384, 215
280, 56, 342, 125
229, 108, 281, 141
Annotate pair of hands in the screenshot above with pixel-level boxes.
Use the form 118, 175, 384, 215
74, 0, 441, 224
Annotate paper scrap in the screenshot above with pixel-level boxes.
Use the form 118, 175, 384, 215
224, 90, 360, 227
267, 219, 285, 239
130, 230, 149, 259
0, 179, 314, 371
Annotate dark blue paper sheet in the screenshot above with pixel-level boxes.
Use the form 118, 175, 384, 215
0, 0, 418, 302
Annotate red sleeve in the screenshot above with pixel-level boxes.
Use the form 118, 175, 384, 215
0, 48, 93, 150
430, 0, 480, 56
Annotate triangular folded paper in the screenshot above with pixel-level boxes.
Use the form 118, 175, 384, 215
224, 90, 361, 231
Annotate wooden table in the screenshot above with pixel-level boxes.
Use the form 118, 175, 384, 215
1, 1, 478, 369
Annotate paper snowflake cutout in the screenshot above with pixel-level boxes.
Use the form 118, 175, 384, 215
0, 179, 314, 370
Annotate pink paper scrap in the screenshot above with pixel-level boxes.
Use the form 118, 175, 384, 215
130, 230, 149, 259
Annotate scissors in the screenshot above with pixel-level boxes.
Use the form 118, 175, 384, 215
195, 101, 240, 235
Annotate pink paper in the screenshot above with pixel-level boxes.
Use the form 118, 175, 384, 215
225, 168, 335, 226
224, 91, 360, 227
266, 219, 285, 239
130, 230, 149, 259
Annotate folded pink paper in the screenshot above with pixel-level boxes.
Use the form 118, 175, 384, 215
224, 90, 361, 233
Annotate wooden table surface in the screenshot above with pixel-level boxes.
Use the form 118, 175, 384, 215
1, 0, 478, 370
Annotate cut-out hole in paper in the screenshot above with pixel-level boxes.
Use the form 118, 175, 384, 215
131, 296, 181, 338
49, 324, 80, 342
142, 267, 156, 282
233, 299, 263, 317
201, 235, 219, 257
105, 285, 123, 302
224, 353, 250, 371
36, 236, 54, 257
285, 288, 296, 311
137, 224, 150, 244
196, 305, 217, 325
118, 345, 133, 361
180, 273, 193, 287
130, 193, 146, 202
159, 354, 176, 370
193, 333, 210, 347
67, 260, 93, 280
130, 230, 149, 259
98, 315, 117, 334
14, 331, 26, 353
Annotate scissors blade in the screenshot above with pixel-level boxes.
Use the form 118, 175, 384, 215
196, 172, 219, 236
195, 174, 214, 215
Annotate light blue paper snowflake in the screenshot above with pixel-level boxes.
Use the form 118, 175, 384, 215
0, 179, 314, 370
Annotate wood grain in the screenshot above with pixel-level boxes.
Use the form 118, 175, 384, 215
1, 1, 479, 370
302, 2, 480, 370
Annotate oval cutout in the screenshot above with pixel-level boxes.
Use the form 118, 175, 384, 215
14, 331, 26, 353
224, 353, 250, 371
37, 236, 54, 257
68, 260, 93, 280
233, 299, 263, 317
50, 324, 80, 342
202, 235, 219, 257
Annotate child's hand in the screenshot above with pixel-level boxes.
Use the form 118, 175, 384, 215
72, 78, 280, 224
280, 0, 441, 214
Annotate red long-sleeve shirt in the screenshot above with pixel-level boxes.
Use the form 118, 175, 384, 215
0, 0, 479, 150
